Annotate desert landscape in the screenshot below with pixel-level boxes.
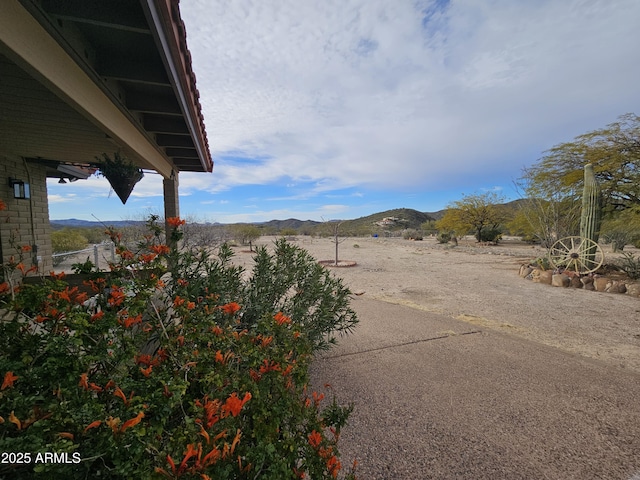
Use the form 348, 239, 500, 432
237, 235, 640, 373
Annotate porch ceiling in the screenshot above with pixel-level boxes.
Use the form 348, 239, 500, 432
0, 0, 212, 177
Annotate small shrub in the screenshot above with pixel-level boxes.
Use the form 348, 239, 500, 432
478, 228, 502, 243
437, 232, 452, 244
534, 256, 552, 271
616, 251, 640, 279
403, 229, 423, 240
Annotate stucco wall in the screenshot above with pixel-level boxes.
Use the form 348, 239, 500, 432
0, 156, 53, 277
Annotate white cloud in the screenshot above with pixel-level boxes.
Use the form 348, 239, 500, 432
179, 0, 640, 197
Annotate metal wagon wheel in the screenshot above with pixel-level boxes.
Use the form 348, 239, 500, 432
548, 236, 604, 274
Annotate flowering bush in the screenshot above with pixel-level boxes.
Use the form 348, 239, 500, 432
0, 216, 357, 479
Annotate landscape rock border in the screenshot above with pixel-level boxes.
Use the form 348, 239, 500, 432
519, 264, 640, 296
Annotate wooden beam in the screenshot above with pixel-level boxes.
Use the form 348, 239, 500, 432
144, 115, 189, 135
165, 147, 197, 158
41, 0, 150, 33
155, 134, 195, 148
126, 92, 181, 115
98, 56, 170, 86
0, 0, 174, 178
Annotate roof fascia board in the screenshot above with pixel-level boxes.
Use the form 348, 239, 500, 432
143, 0, 212, 173
0, 0, 174, 178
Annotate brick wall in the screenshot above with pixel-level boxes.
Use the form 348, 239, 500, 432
0, 156, 53, 277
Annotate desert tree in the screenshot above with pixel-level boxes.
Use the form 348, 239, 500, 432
231, 224, 262, 251
524, 113, 640, 213
435, 192, 507, 242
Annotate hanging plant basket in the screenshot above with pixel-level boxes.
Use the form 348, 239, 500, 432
95, 152, 144, 204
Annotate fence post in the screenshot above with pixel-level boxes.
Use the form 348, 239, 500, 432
110, 242, 115, 262
94, 245, 99, 270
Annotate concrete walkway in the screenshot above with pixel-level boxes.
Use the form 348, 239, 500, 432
310, 297, 640, 480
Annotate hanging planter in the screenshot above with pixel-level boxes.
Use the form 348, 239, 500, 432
95, 152, 144, 204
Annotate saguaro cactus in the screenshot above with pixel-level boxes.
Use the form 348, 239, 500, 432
579, 163, 602, 263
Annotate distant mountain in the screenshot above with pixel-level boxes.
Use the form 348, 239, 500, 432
50, 219, 144, 229
256, 218, 322, 232
50, 201, 523, 233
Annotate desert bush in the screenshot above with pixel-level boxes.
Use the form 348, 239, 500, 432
51, 228, 88, 253
615, 252, 640, 279
402, 229, 423, 240
0, 217, 357, 479
478, 228, 502, 243
437, 232, 452, 244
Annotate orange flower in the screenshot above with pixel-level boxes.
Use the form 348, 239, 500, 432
88, 382, 103, 392
120, 411, 144, 433
78, 373, 89, 390
113, 387, 129, 405
259, 359, 281, 374
0, 199, 6, 211
222, 392, 252, 417
90, 311, 104, 322
140, 365, 153, 377
202, 446, 221, 467
308, 430, 322, 449
106, 416, 121, 433
150, 244, 170, 255
220, 302, 241, 315
186, 301, 196, 310
1, 371, 19, 390
123, 313, 142, 328
173, 296, 185, 307
21, 245, 32, 253
58, 432, 74, 440
0, 282, 10, 295
139, 253, 157, 263
108, 286, 126, 307
211, 325, 224, 336
9, 411, 21, 430
84, 420, 102, 433
167, 217, 186, 228
274, 311, 292, 325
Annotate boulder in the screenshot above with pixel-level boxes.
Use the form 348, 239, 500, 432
605, 281, 627, 294
626, 283, 640, 297
552, 274, 570, 287
538, 270, 553, 285
594, 277, 609, 292
570, 276, 583, 288
519, 265, 533, 278
581, 277, 595, 291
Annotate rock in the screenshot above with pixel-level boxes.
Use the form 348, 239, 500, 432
581, 277, 595, 291
538, 270, 553, 285
605, 281, 627, 294
552, 274, 570, 287
519, 265, 533, 278
570, 276, 583, 288
594, 277, 609, 292
626, 283, 640, 297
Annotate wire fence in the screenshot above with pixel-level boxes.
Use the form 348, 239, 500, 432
52, 242, 116, 273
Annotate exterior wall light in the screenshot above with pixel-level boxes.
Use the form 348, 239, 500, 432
8, 178, 30, 199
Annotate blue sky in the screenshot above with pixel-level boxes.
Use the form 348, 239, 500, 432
48, 0, 640, 223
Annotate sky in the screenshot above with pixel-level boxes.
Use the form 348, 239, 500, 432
48, 0, 640, 223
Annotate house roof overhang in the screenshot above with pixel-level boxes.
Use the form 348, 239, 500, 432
0, 0, 213, 178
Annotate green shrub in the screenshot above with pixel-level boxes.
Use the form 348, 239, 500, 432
51, 228, 88, 253
616, 252, 640, 279
0, 217, 357, 479
437, 232, 452, 244
402, 229, 423, 240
